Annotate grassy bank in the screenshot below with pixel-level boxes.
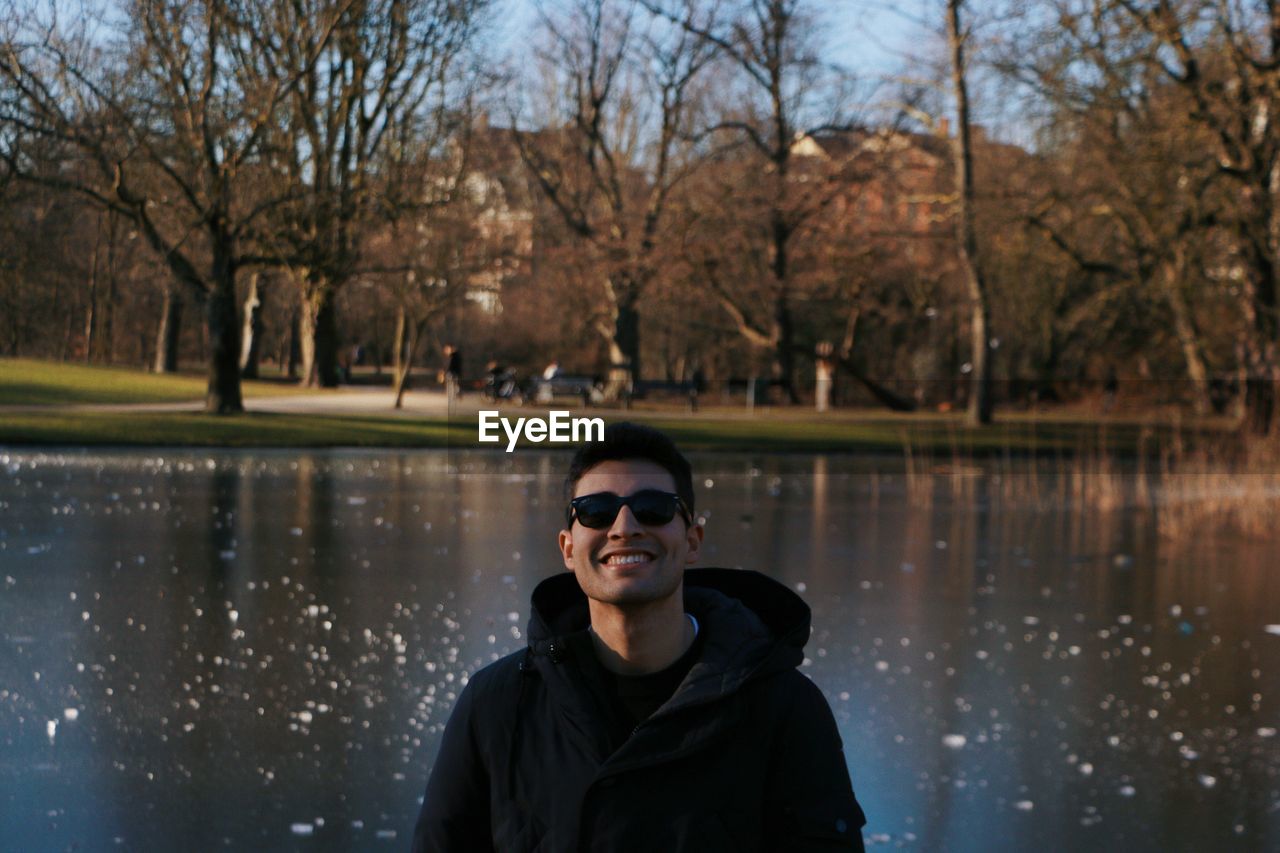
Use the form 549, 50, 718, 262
0, 411, 467, 447
0, 404, 1236, 457
0, 358, 322, 405
0, 357, 1245, 455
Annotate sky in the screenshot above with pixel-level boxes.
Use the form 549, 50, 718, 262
490, 0, 935, 80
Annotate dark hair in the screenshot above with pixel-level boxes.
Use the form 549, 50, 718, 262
564, 422, 695, 515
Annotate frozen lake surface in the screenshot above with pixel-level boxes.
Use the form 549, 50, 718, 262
1, 449, 1277, 851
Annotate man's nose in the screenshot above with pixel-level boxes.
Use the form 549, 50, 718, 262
608, 505, 645, 537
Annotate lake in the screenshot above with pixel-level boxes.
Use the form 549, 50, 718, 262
1, 449, 1277, 851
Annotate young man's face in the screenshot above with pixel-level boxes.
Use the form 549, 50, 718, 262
558, 459, 703, 611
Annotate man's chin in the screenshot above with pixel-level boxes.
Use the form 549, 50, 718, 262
583, 572, 682, 608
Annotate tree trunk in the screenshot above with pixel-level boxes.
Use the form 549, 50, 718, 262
286, 310, 301, 380
84, 224, 100, 364
393, 319, 422, 410
772, 292, 798, 403
1160, 251, 1212, 416
612, 292, 641, 388
153, 283, 184, 373
1239, 239, 1278, 435
947, 0, 994, 426
600, 274, 642, 400
769, 206, 799, 403
205, 249, 244, 414
239, 272, 263, 379
300, 282, 342, 388
1243, 161, 1280, 435
392, 304, 407, 374
102, 212, 118, 364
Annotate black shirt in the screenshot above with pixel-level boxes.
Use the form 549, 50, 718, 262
566, 624, 705, 755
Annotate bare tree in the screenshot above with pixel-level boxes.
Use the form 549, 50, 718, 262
251, 0, 492, 388
945, 0, 995, 423
511, 0, 713, 395
363, 99, 484, 407
1007, 0, 1280, 431
1, 0, 344, 412
645, 0, 867, 402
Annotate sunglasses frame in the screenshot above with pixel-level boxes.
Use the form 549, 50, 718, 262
566, 489, 692, 529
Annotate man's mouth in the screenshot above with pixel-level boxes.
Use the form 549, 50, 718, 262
599, 551, 654, 566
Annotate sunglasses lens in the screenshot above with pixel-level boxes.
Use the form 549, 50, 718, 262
630, 491, 679, 525
574, 494, 622, 528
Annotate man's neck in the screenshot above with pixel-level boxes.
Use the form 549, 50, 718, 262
587, 594, 693, 676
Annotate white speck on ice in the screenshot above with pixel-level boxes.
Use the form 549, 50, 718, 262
1013, 801, 1034, 811
63, 708, 78, 721
942, 734, 966, 749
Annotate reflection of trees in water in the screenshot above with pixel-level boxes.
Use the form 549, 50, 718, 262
210, 464, 239, 569
293, 456, 339, 579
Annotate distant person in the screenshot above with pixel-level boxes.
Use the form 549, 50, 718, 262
542, 359, 562, 380
413, 423, 867, 852
1103, 366, 1118, 413
442, 344, 462, 402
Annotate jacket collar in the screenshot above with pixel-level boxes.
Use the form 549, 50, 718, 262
526, 568, 811, 706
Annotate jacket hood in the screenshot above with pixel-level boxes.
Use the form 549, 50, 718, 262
527, 568, 812, 701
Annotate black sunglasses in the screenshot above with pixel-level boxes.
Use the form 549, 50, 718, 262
566, 489, 692, 529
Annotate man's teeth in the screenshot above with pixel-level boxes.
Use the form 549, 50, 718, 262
606, 554, 649, 565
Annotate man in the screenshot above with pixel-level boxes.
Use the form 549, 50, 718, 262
413, 423, 866, 852
442, 344, 462, 403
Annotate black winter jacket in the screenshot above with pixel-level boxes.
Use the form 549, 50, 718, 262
412, 568, 867, 852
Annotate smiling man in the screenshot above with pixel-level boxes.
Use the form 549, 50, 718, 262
413, 422, 866, 852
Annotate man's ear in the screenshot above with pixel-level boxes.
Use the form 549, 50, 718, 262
558, 528, 575, 570
684, 522, 704, 565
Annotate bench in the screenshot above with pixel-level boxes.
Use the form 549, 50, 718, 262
625, 379, 701, 411
531, 375, 602, 406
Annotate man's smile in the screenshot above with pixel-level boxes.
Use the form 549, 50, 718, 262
598, 549, 656, 567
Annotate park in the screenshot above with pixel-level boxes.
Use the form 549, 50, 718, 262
3, 0, 1280, 850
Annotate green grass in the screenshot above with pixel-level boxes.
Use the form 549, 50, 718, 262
0, 411, 469, 447
633, 412, 1202, 456
0, 358, 327, 405
0, 357, 1240, 455
0, 408, 1231, 454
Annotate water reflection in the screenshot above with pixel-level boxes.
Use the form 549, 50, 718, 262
0, 450, 1276, 851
